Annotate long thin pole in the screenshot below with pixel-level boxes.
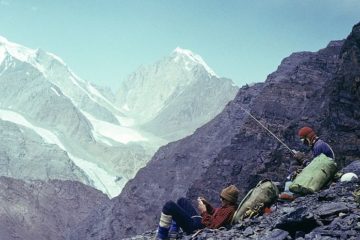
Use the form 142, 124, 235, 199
240, 106, 295, 156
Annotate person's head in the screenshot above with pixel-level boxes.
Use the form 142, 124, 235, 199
220, 185, 239, 206
298, 126, 317, 146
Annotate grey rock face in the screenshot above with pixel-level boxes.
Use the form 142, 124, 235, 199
73, 23, 360, 239
342, 160, 360, 176
0, 119, 90, 184
326, 22, 360, 168
0, 176, 109, 240
188, 38, 344, 204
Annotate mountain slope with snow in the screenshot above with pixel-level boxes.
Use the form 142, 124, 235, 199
0, 36, 121, 124
0, 37, 238, 198
0, 37, 161, 197
0, 117, 90, 184
116, 47, 239, 141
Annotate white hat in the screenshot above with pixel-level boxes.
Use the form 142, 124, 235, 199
340, 172, 358, 182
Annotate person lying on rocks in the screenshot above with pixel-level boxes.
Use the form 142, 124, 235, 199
279, 126, 335, 201
155, 185, 239, 240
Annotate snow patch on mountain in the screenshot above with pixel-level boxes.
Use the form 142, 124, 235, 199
173, 47, 218, 77
1, 36, 125, 124
0, 36, 47, 76
0, 109, 122, 197
47, 52, 66, 65
115, 115, 136, 127
0, 46, 6, 64
67, 154, 125, 197
0, 109, 65, 148
85, 81, 124, 112
82, 111, 147, 144
51, 87, 61, 96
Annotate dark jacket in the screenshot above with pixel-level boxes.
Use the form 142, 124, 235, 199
312, 139, 335, 159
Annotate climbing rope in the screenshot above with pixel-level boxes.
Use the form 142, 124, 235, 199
240, 106, 295, 157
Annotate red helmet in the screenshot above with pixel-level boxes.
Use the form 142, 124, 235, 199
298, 127, 317, 141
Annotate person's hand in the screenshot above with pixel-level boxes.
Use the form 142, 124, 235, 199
293, 150, 305, 163
198, 197, 208, 204
290, 168, 303, 181
197, 198, 206, 213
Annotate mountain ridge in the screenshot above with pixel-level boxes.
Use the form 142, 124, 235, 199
116, 47, 239, 141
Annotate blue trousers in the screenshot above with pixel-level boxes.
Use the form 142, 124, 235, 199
162, 197, 205, 234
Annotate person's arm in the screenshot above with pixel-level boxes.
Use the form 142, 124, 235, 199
293, 150, 314, 167
293, 151, 306, 164
312, 141, 335, 159
198, 197, 215, 214
200, 206, 235, 229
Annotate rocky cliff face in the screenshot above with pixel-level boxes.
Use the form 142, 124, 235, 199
0, 176, 109, 240
187, 39, 344, 204
72, 23, 360, 239
326, 22, 360, 167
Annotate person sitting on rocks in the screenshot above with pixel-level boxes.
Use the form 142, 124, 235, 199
279, 126, 335, 200
155, 185, 239, 240
293, 126, 335, 163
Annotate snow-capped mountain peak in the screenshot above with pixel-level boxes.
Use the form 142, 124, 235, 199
172, 47, 218, 77
0, 36, 35, 62
0, 36, 48, 76
0, 36, 127, 125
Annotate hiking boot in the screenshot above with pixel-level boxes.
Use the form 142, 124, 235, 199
168, 231, 182, 240
154, 237, 168, 240
153, 233, 169, 240
168, 220, 180, 239
155, 225, 170, 240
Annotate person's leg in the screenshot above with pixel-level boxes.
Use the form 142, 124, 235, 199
169, 219, 179, 234
279, 175, 295, 201
176, 198, 198, 216
168, 197, 198, 237
163, 199, 201, 234
156, 211, 172, 239
176, 197, 204, 230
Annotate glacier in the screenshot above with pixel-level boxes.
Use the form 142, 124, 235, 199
0, 109, 123, 197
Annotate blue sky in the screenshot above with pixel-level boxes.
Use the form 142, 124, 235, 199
0, 0, 359, 89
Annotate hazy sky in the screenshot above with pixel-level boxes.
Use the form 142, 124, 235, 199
0, 0, 359, 89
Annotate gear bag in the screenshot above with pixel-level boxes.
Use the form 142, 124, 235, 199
289, 153, 337, 195
231, 179, 279, 224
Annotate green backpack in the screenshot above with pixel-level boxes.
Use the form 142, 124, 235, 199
231, 179, 279, 224
289, 153, 337, 195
